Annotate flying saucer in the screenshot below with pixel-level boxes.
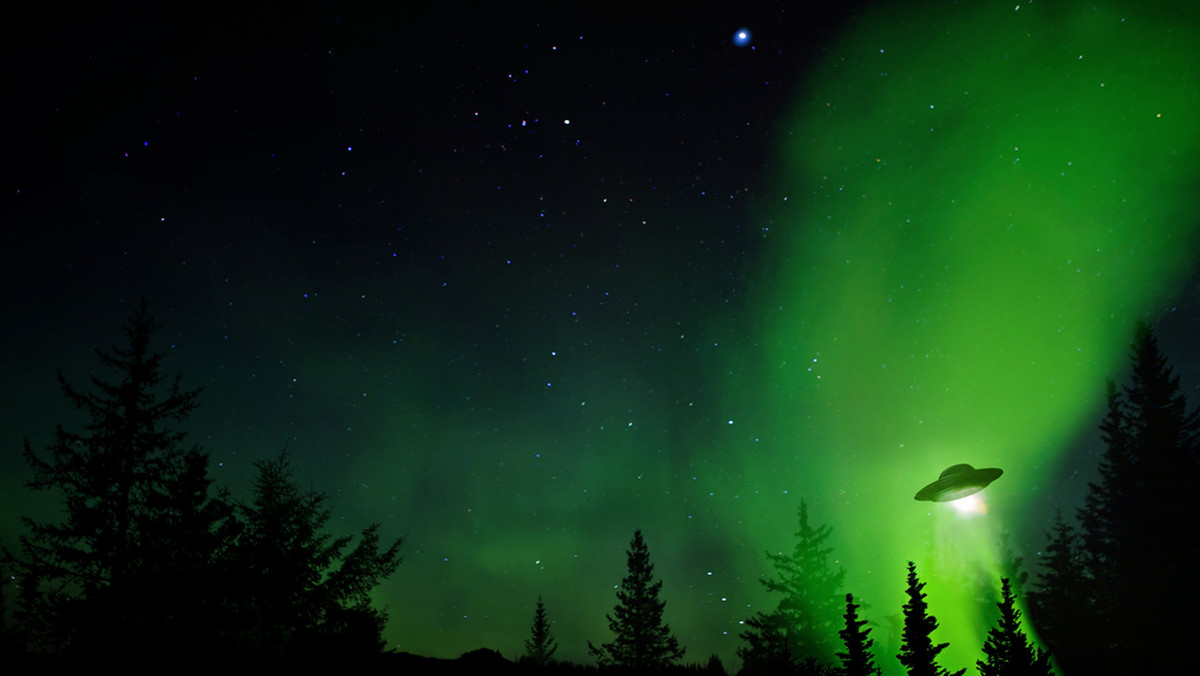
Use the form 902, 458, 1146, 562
914, 463, 1003, 502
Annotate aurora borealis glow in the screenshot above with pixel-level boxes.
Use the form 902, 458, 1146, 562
749, 2, 1200, 670
3, 2, 1200, 673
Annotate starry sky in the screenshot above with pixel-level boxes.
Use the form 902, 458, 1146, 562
4, 2, 1200, 673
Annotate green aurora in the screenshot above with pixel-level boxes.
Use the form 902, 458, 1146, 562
749, 2, 1200, 672
6, 3, 1200, 673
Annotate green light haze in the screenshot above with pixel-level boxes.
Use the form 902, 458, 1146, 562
751, 2, 1200, 671
7, 3, 1200, 672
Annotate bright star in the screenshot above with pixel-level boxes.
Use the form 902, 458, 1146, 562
733, 28, 752, 48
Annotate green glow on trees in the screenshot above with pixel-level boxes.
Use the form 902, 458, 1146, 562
750, 2, 1200, 671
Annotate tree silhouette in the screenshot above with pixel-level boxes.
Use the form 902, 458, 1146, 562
976, 578, 1051, 676
738, 611, 802, 675
0, 303, 405, 664
702, 653, 729, 675
132, 446, 242, 659
994, 530, 1027, 598
739, 501, 844, 672
1026, 508, 1086, 671
897, 562, 963, 676
1, 300, 228, 657
231, 451, 403, 662
1072, 323, 1200, 672
837, 593, 881, 676
588, 529, 685, 669
523, 595, 558, 667
1076, 381, 1131, 623
0, 564, 13, 657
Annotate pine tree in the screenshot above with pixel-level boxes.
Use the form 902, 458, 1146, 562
232, 451, 403, 662
994, 530, 1027, 598
738, 611, 798, 675
1073, 322, 1200, 672
133, 446, 241, 659
837, 593, 881, 676
703, 653, 728, 675
1076, 381, 1130, 598
897, 562, 963, 676
524, 595, 558, 667
0, 566, 10, 656
738, 501, 845, 672
977, 578, 1051, 676
588, 529, 685, 669
0, 568, 28, 663
1026, 509, 1085, 671
1, 300, 227, 657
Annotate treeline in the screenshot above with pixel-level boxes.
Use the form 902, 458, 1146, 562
517, 521, 1042, 676
527, 322, 1196, 675
0, 302, 402, 669
2, 306, 1196, 675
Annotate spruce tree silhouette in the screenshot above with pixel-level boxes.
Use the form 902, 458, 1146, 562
702, 653, 729, 675
232, 451, 403, 662
1072, 322, 1199, 673
523, 595, 558, 667
0, 566, 11, 656
1076, 379, 1132, 644
738, 501, 844, 673
976, 578, 1051, 676
134, 445, 241, 659
836, 593, 881, 676
1, 300, 229, 659
897, 562, 963, 676
738, 611, 798, 675
588, 530, 685, 669
994, 529, 1027, 597
1026, 509, 1086, 672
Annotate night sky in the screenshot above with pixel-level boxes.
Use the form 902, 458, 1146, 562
5, 2, 1200, 673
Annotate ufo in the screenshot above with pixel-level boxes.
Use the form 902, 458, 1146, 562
914, 464, 1003, 502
